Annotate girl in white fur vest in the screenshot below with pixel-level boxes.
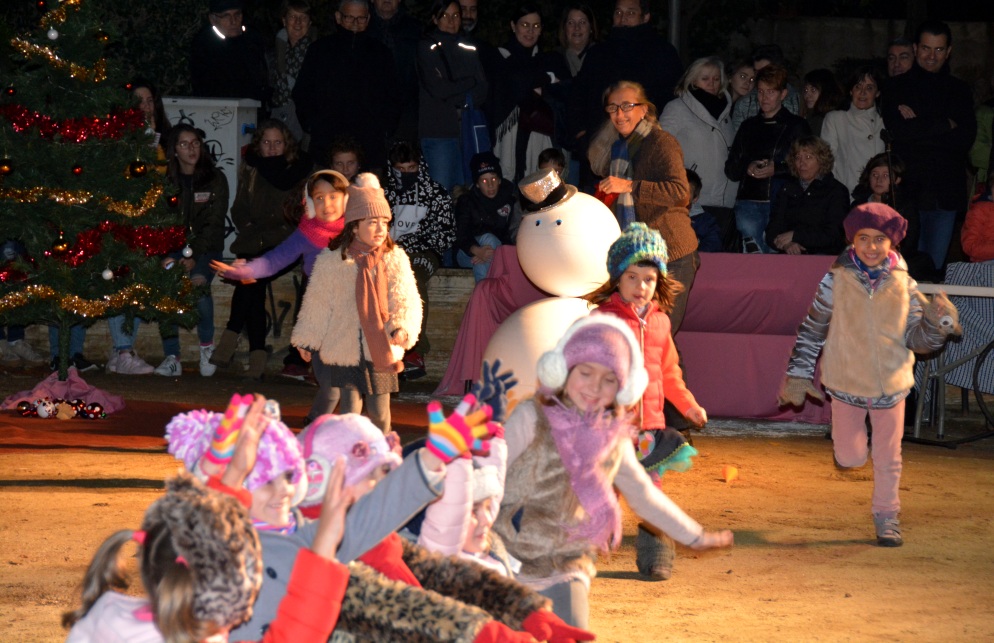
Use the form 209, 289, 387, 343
291, 173, 422, 433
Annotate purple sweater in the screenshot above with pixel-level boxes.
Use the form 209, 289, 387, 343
233, 229, 323, 279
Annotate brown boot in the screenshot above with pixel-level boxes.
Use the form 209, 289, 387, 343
209, 329, 239, 368
636, 523, 675, 581
246, 349, 269, 381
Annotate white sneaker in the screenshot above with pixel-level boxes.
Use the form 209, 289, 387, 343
0, 340, 19, 365
105, 349, 119, 373
199, 344, 217, 377
8, 339, 46, 363
154, 355, 182, 377
112, 350, 154, 375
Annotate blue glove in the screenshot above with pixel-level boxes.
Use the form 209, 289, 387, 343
471, 359, 517, 423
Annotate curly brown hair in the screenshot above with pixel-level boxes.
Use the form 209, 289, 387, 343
788, 136, 834, 178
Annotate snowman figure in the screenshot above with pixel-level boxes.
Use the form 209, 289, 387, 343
484, 169, 621, 404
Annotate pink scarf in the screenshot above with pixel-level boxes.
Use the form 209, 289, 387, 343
543, 399, 633, 552
298, 215, 344, 249
349, 240, 399, 373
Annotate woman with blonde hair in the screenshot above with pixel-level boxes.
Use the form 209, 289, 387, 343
660, 56, 738, 250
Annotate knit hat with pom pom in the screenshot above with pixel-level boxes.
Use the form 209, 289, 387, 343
344, 172, 392, 223
165, 404, 307, 506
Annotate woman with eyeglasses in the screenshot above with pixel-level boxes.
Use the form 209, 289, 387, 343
151, 125, 229, 378
416, 0, 489, 192
590, 80, 699, 335
490, 4, 570, 181
724, 64, 811, 253
660, 56, 738, 251
211, 119, 312, 380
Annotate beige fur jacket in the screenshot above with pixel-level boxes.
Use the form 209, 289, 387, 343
291, 246, 422, 368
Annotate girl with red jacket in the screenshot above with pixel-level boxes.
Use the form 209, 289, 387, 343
586, 222, 707, 580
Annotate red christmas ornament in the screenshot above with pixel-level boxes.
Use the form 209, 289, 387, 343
128, 160, 148, 178
72, 164, 83, 176
167, 194, 180, 208
58, 223, 187, 267
36, 1, 47, 12
3, 87, 13, 97
0, 159, 12, 176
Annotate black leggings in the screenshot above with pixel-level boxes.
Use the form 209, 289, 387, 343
225, 278, 272, 352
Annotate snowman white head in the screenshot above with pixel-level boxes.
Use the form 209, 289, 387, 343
515, 169, 620, 297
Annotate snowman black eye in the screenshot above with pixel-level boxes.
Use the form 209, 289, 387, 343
535, 219, 541, 226
555, 219, 563, 225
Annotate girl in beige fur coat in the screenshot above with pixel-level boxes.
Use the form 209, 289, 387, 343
292, 173, 422, 433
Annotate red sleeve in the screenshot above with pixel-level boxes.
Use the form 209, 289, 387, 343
257, 549, 349, 643
660, 332, 698, 414
206, 475, 252, 509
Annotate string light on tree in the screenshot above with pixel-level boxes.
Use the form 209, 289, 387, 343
128, 160, 147, 177
0, 159, 12, 176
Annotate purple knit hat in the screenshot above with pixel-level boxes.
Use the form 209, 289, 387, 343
536, 314, 648, 406
296, 413, 403, 508
843, 202, 908, 246
165, 407, 306, 502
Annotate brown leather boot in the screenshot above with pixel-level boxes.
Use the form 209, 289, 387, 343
209, 329, 239, 368
246, 349, 269, 381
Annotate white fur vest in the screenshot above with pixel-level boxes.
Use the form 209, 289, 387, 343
291, 246, 422, 368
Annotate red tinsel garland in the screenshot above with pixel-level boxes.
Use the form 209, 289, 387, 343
0, 104, 145, 143
53, 221, 187, 266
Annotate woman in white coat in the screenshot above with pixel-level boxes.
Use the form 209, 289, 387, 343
820, 66, 884, 196
660, 56, 738, 250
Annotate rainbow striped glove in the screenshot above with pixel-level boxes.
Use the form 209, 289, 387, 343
425, 394, 494, 463
203, 393, 253, 467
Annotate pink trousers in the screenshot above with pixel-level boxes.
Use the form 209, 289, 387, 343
831, 400, 904, 515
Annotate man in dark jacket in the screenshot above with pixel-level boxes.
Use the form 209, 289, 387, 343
293, 0, 400, 171
567, 0, 683, 190
189, 0, 269, 103
367, 0, 422, 141
881, 20, 976, 271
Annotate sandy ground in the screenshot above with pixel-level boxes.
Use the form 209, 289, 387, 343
1, 368, 993, 642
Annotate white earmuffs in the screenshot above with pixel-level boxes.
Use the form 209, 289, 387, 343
304, 169, 349, 219
535, 314, 649, 406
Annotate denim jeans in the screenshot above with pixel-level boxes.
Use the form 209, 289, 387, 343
161, 252, 220, 356
420, 137, 462, 193
108, 315, 140, 352
48, 324, 85, 358
917, 209, 957, 272
733, 200, 772, 253
456, 233, 502, 282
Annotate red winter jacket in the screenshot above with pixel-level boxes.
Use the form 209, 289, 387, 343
594, 292, 698, 429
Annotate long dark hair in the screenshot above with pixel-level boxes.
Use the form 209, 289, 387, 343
131, 77, 172, 146
329, 219, 396, 258
166, 124, 216, 187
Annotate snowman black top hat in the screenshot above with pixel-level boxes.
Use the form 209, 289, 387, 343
518, 168, 578, 213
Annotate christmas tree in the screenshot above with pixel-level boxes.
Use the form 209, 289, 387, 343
0, 0, 200, 381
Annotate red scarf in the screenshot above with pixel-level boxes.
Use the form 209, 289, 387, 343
298, 215, 344, 249
349, 240, 400, 373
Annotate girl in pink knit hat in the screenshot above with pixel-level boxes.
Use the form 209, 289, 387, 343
494, 315, 733, 629
291, 173, 422, 433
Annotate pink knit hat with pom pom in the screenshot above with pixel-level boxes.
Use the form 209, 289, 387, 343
165, 403, 306, 505
297, 414, 403, 509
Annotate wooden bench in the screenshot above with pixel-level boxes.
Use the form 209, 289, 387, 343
26, 267, 477, 380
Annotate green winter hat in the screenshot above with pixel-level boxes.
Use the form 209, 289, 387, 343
607, 222, 669, 281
